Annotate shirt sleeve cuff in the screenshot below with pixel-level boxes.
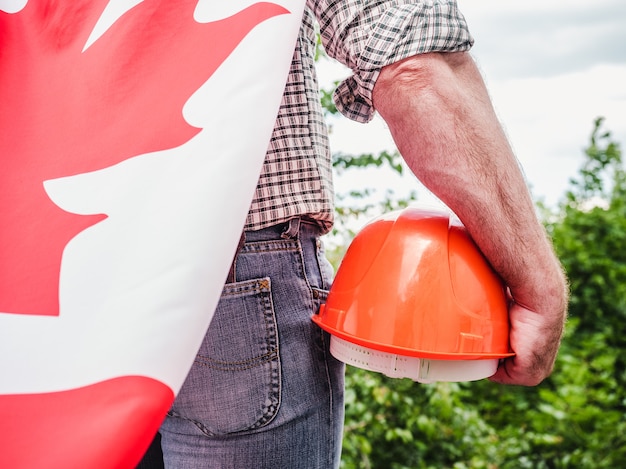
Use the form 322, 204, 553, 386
333, 2, 474, 123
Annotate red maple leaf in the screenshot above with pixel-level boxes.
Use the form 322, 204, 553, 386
0, 0, 288, 316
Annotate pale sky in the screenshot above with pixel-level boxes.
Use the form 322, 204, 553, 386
318, 0, 626, 211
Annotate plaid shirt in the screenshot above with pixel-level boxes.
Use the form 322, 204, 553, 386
245, 0, 473, 232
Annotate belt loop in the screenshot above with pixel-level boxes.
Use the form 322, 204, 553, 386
281, 217, 301, 240
226, 231, 246, 284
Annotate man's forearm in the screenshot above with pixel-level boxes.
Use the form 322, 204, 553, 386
372, 52, 568, 384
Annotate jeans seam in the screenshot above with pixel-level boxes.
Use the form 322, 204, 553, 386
254, 276, 281, 431
320, 329, 336, 468
314, 239, 331, 290
166, 410, 218, 437
293, 236, 316, 322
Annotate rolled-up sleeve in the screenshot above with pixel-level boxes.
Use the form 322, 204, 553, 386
308, 0, 474, 122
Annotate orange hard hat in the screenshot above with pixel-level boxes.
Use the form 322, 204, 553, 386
313, 206, 514, 382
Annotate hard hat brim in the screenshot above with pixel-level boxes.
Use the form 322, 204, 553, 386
313, 308, 515, 360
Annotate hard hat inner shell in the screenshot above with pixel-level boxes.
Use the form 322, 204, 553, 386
330, 336, 500, 382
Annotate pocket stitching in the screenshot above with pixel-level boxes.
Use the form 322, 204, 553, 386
169, 276, 281, 436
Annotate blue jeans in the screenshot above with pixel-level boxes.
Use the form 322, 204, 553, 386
159, 218, 345, 468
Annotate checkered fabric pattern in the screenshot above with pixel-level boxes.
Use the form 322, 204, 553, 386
244, 0, 473, 232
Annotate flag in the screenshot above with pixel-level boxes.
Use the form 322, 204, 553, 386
0, 0, 305, 466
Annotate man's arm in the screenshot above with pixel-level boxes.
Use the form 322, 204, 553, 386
372, 51, 568, 386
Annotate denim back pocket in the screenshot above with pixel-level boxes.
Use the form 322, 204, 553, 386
169, 277, 281, 436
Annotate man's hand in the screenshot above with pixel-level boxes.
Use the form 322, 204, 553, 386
491, 301, 565, 386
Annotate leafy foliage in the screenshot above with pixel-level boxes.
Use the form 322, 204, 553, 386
550, 119, 626, 348
329, 113, 626, 467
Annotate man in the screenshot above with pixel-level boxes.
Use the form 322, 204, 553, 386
142, 0, 568, 467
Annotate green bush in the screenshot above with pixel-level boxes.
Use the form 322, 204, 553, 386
338, 118, 626, 468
